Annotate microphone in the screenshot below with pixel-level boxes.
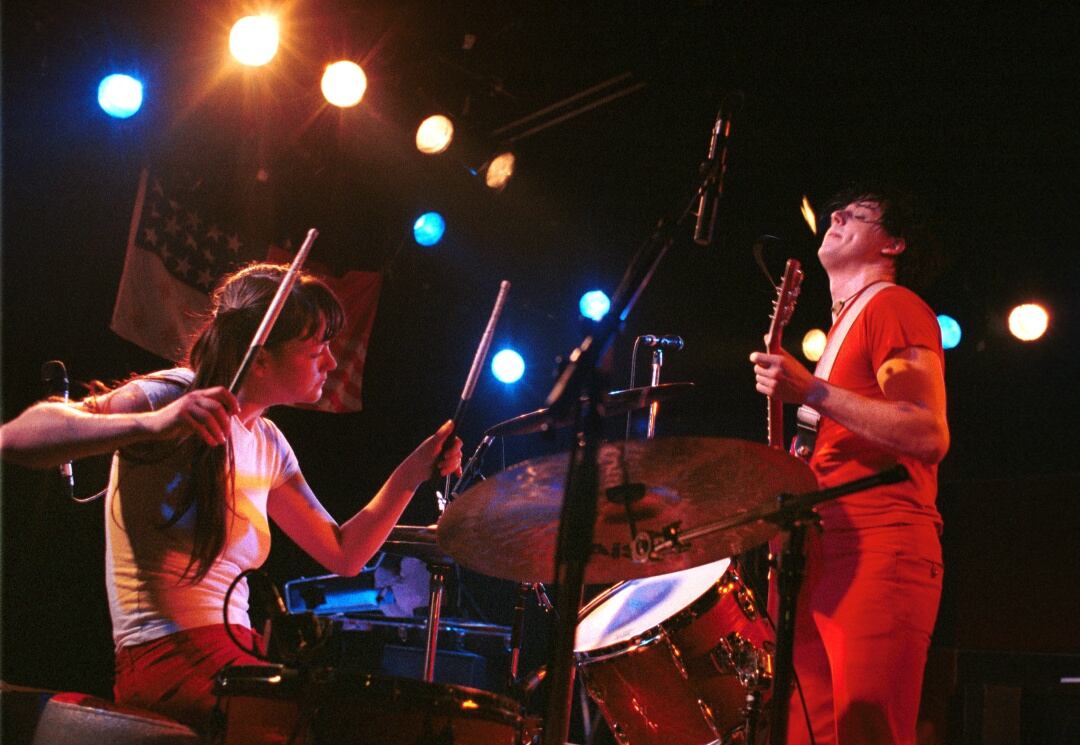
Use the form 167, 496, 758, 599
41, 360, 74, 494
693, 107, 733, 246
639, 335, 685, 351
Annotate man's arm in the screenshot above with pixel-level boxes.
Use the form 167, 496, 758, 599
750, 345, 949, 464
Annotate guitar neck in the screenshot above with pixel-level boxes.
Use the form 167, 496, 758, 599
764, 258, 803, 451
767, 394, 784, 450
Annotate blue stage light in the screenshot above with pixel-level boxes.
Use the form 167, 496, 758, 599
491, 349, 525, 384
937, 314, 961, 350
413, 212, 446, 246
98, 74, 144, 119
579, 290, 611, 322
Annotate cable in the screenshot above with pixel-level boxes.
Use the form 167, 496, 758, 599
222, 568, 277, 661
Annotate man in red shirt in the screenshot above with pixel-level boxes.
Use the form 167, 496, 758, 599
750, 187, 949, 744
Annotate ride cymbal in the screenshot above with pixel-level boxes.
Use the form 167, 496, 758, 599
437, 436, 816, 583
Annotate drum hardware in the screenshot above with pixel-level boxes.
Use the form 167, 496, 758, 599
422, 561, 452, 683
215, 665, 532, 745
483, 383, 696, 439
710, 633, 772, 689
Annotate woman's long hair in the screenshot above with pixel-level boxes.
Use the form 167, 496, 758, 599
165, 263, 344, 582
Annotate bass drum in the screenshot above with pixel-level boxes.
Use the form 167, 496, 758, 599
574, 558, 773, 745
214, 665, 534, 745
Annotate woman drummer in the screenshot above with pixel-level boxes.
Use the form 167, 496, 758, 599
0, 262, 462, 733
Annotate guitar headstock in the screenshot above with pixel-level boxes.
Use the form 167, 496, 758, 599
765, 258, 804, 354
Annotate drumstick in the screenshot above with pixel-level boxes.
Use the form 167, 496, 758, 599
228, 229, 318, 394
432, 280, 511, 483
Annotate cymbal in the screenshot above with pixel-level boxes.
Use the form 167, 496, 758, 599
484, 382, 695, 438
437, 437, 816, 584
382, 524, 454, 566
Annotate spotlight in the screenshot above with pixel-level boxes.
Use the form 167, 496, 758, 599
321, 61, 367, 108
416, 115, 454, 154
937, 314, 962, 350
491, 349, 525, 384
800, 195, 818, 235
98, 74, 144, 119
1008, 303, 1049, 342
802, 328, 826, 362
484, 152, 515, 191
229, 15, 279, 67
579, 290, 611, 322
413, 212, 446, 246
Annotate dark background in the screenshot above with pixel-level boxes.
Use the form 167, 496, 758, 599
2, 0, 1078, 732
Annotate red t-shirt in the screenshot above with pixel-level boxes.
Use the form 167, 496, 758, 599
811, 285, 944, 532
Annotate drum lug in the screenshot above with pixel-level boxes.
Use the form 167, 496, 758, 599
662, 629, 691, 680
709, 632, 773, 689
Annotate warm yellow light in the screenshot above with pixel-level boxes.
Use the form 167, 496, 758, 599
321, 61, 367, 108
802, 328, 827, 362
229, 15, 279, 67
1008, 303, 1049, 342
485, 152, 515, 190
801, 195, 818, 236
416, 115, 454, 154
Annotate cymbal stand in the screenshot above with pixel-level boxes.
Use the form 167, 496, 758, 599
508, 582, 555, 692
768, 495, 817, 745
540, 104, 736, 745
423, 561, 452, 683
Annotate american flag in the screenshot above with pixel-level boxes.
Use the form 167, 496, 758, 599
112, 168, 380, 412
268, 245, 381, 413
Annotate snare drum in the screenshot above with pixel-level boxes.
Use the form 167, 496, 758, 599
574, 558, 773, 745
215, 665, 531, 745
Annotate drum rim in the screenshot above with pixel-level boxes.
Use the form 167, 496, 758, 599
215, 666, 526, 726
574, 561, 742, 662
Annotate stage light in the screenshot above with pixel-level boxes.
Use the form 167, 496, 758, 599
802, 328, 826, 362
937, 314, 961, 350
800, 195, 818, 235
321, 61, 367, 108
1008, 303, 1049, 342
412, 212, 446, 246
579, 290, 611, 322
97, 74, 144, 119
416, 115, 454, 154
229, 15, 279, 67
484, 152, 515, 191
491, 349, 525, 384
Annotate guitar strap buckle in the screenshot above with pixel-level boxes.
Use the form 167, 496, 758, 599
793, 405, 819, 460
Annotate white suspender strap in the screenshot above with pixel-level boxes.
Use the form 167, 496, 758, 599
793, 281, 894, 456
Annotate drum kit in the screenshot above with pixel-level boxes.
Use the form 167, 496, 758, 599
212, 111, 905, 744
214, 382, 876, 745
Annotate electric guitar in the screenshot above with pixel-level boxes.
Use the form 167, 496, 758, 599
764, 259, 803, 449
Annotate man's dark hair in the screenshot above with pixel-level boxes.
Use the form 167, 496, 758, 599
826, 183, 944, 291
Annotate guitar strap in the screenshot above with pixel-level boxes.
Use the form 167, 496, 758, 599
793, 281, 894, 459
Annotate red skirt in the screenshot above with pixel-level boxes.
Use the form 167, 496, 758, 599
114, 624, 265, 734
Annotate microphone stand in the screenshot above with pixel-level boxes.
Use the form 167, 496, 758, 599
540, 112, 730, 745
646, 348, 664, 440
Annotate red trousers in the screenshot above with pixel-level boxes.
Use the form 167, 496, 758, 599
772, 524, 943, 745
113, 624, 264, 734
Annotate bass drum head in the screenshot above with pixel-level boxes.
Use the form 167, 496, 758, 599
575, 557, 731, 654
